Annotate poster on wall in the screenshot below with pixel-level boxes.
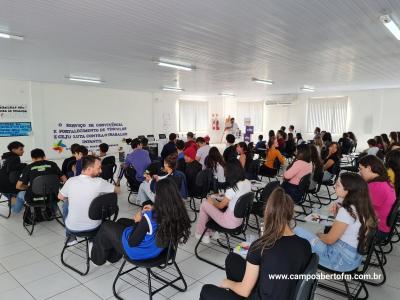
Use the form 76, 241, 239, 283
0, 122, 32, 137
0, 104, 28, 119
50, 121, 128, 154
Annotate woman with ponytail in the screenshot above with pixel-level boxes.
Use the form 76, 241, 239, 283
295, 173, 377, 272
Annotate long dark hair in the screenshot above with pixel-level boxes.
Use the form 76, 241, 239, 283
205, 146, 226, 172
225, 160, 246, 191
386, 150, 400, 196
390, 131, 398, 143
310, 144, 323, 181
268, 130, 275, 139
381, 134, 390, 147
255, 188, 294, 252
286, 144, 311, 171
348, 131, 357, 144
287, 133, 294, 142
359, 155, 389, 183
153, 178, 191, 246
339, 173, 377, 254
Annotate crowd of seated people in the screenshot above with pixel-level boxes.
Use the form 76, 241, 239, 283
2, 126, 400, 300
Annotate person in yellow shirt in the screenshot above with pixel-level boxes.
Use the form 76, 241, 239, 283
259, 136, 286, 177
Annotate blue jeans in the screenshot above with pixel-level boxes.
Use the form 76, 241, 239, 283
294, 227, 362, 272
12, 191, 26, 213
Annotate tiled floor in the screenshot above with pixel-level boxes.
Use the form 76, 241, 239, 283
0, 181, 399, 300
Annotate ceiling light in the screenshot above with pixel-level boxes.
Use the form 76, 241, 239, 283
162, 86, 184, 92
380, 15, 400, 40
219, 92, 235, 97
157, 59, 194, 71
252, 77, 274, 85
65, 76, 104, 84
300, 85, 315, 92
0, 32, 24, 40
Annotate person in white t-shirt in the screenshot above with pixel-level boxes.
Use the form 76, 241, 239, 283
196, 137, 211, 169
294, 172, 377, 272
58, 155, 120, 245
195, 161, 251, 244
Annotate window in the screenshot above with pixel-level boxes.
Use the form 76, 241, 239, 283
237, 101, 263, 133
307, 97, 348, 134
179, 100, 208, 132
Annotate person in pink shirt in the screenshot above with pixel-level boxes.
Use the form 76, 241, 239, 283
359, 155, 396, 242
281, 144, 312, 203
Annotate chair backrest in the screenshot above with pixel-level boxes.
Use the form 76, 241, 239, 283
195, 169, 213, 196
101, 163, 116, 182
88, 193, 119, 221
384, 198, 400, 242
31, 175, 60, 196
294, 253, 319, 300
233, 192, 254, 219
298, 174, 311, 195
124, 166, 141, 190
358, 228, 377, 273
102, 156, 116, 166
273, 157, 281, 170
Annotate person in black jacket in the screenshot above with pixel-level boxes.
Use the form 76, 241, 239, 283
223, 134, 237, 163
61, 143, 80, 177
0, 141, 26, 199
182, 147, 202, 197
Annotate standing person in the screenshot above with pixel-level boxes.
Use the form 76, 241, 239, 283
184, 132, 197, 150
200, 188, 312, 299
61, 143, 80, 177
295, 173, 377, 272
58, 156, 120, 245
196, 137, 211, 169
0, 141, 26, 200
14, 149, 67, 213
359, 155, 396, 242
160, 133, 177, 165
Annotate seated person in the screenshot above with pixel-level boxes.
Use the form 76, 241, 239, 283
14, 149, 67, 213
276, 130, 286, 152
281, 144, 312, 203
61, 143, 79, 177
295, 132, 304, 145
255, 134, 266, 151
205, 147, 227, 190
182, 147, 202, 197
284, 133, 296, 158
137, 165, 159, 205
259, 137, 286, 177
91, 178, 191, 265
58, 156, 120, 245
386, 149, 400, 196
74, 145, 88, 176
223, 134, 238, 163
195, 161, 251, 244
295, 173, 377, 272
322, 142, 340, 182
150, 153, 188, 199
359, 155, 396, 242
160, 133, 177, 165
98, 143, 115, 165
196, 137, 211, 169
0, 141, 26, 201
117, 138, 151, 186
200, 188, 312, 299
364, 139, 380, 156
236, 142, 256, 180
184, 131, 197, 150
338, 133, 353, 155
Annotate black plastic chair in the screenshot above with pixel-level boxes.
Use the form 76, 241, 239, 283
61, 192, 119, 275
188, 169, 213, 222
0, 170, 20, 218
125, 167, 141, 206
101, 163, 117, 183
259, 158, 281, 182
317, 228, 377, 299
313, 164, 341, 205
195, 192, 254, 269
294, 174, 312, 221
112, 240, 187, 300
294, 253, 319, 300
23, 175, 63, 235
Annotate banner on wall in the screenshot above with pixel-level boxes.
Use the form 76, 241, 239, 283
0, 104, 28, 119
0, 122, 32, 137
51, 121, 128, 153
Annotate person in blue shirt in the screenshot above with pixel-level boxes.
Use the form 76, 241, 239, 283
74, 145, 88, 176
160, 133, 177, 165
90, 177, 191, 264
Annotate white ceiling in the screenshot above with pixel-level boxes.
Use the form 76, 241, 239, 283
1, 0, 400, 98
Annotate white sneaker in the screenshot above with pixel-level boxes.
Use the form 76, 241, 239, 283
88, 241, 93, 257
195, 233, 210, 244
211, 232, 220, 241
66, 236, 78, 247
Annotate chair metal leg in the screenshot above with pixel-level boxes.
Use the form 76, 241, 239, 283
112, 259, 126, 300
147, 268, 153, 300
195, 228, 226, 270
60, 238, 91, 276
0, 197, 11, 218
23, 206, 35, 236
